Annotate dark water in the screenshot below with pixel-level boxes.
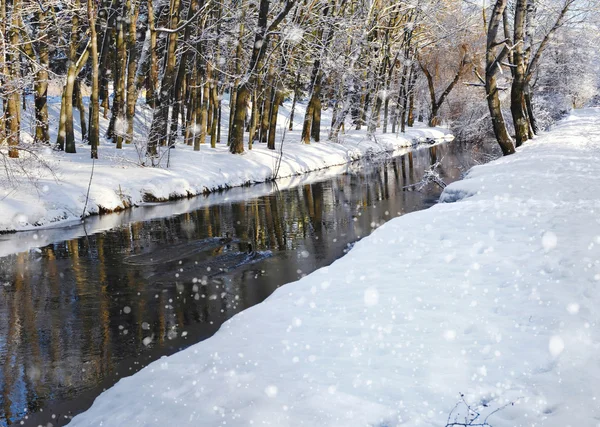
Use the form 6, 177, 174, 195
0, 141, 498, 426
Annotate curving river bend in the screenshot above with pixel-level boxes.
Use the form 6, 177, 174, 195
0, 141, 498, 426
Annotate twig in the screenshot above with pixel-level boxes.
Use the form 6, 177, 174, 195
445, 393, 522, 427
81, 158, 95, 219
272, 114, 291, 180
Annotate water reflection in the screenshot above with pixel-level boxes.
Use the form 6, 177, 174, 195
0, 142, 498, 426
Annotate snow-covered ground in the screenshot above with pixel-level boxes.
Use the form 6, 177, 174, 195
67, 109, 600, 427
0, 95, 452, 232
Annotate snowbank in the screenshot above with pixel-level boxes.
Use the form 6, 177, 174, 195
0, 96, 452, 232
68, 109, 600, 426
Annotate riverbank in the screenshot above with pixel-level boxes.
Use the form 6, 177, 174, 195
0, 96, 452, 233
68, 109, 600, 426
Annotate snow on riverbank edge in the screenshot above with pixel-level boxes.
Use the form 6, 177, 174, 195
0, 95, 452, 233
68, 109, 600, 426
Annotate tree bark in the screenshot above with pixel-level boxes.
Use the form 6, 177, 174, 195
229, 0, 296, 154
288, 72, 300, 131
109, 2, 127, 148
88, 0, 100, 159
125, 0, 141, 145
145, 0, 159, 108
210, 66, 219, 148
33, 6, 50, 144
74, 77, 87, 139
5, 0, 20, 158
57, 0, 83, 153
267, 89, 283, 150
485, 0, 515, 155
510, 0, 529, 147
147, 0, 181, 156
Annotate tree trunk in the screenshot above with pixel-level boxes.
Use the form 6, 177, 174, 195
228, 0, 296, 154
147, 0, 181, 157
210, 67, 219, 148
486, 0, 515, 155
407, 68, 417, 127
288, 72, 300, 131
524, 88, 538, 134
487, 74, 514, 155
5, 0, 21, 157
197, 66, 210, 148
228, 0, 245, 146
229, 84, 251, 153
33, 6, 50, 144
185, 70, 197, 146
74, 77, 87, 139
383, 97, 390, 133
109, 5, 127, 149
125, 0, 141, 145
99, 0, 118, 119
301, 97, 315, 145
57, 0, 82, 153
311, 97, 321, 142
5, 50, 20, 158
248, 89, 259, 149
88, 0, 100, 159
259, 70, 274, 143
145, 0, 158, 108
267, 90, 283, 150
510, 0, 530, 147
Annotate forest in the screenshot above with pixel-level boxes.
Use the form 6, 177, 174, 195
1, 0, 598, 165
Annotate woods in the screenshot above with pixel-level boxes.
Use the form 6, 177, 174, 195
0, 0, 598, 164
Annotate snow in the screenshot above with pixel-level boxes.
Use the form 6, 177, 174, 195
0, 96, 452, 233
68, 109, 600, 427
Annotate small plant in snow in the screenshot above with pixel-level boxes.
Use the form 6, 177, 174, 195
445, 394, 520, 427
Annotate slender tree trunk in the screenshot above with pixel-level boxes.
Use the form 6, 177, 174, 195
360, 91, 370, 130
248, 88, 259, 149
228, 0, 245, 146
109, 3, 127, 148
147, 0, 181, 156
288, 72, 300, 131
510, 0, 530, 147
146, 0, 158, 108
57, 0, 82, 153
210, 66, 219, 148
486, 0, 515, 155
89, 0, 100, 159
125, 0, 141, 145
33, 6, 50, 144
302, 60, 323, 144
217, 97, 222, 144
311, 97, 321, 142
228, 0, 296, 153
383, 97, 390, 133
74, 77, 87, 138
185, 68, 197, 146
301, 97, 315, 145
407, 67, 417, 127
267, 89, 283, 150
524, 88, 538, 134
1, 0, 7, 146
259, 70, 274, 143
193, 73, 204, 151
197, 63, 210, 148
99, 0, 117, 118
5, 0, 20, 158
229, 84, 250, 153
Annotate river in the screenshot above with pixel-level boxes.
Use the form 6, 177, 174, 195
0, 141, 498, 426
